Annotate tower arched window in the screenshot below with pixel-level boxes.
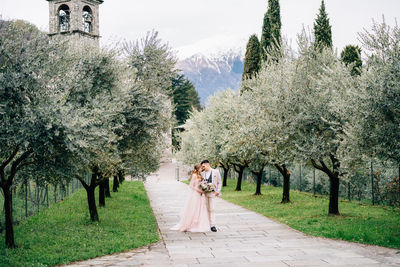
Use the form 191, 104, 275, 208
58, 4, 70, 32
82, 6, 93, 33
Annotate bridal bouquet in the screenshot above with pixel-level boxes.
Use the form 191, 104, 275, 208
199, 180, 215, 193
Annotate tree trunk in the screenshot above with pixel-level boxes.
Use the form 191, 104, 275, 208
78, 171, 100, 222
312, 156, 341, 215
118, 171, 125, 184
235, 165, 245, 191
282, 170, 290, 203
254, 171, 263, 195
87, 186, 99, 221
0, 147, 33, 248
104, 179, 111, 198
2, 185, 15, 248
328, 173, 340, 215
275, 164, 291, 203
113, 175, 119, 192
99, 181, 105, 207
222, 167, 229, 187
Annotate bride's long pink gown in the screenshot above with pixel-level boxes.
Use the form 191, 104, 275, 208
171, 175, 210, 232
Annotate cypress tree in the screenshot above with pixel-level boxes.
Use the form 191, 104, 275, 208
260, 0, 281, 61
314, 0, 332, 49
171, 75, 201, 125
242, 34, 261, 81
340, 45, 362, 76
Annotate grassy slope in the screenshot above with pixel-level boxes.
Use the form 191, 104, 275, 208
0, 181, 159, 267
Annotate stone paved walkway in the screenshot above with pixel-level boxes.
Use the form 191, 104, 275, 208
67, 162, 400, 267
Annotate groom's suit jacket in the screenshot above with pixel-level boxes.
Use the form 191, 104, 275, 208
201, 168, 222, 197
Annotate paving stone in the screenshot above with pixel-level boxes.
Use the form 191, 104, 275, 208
196, 256, 248, 264
283, 259, 330, 266
322, 256, 381, 265
188, 263, 243, 267
245, 255, 294, 262
244, 262, 290, 267
172, 257, 199, 264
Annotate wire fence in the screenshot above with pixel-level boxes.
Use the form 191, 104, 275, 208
0, 177, 89, 234
221, 160, 400, 208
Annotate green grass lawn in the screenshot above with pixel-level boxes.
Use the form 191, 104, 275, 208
185, 179, 400, 249
0, 181, 159, 267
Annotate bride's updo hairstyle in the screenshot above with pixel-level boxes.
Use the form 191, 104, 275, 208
191, 164, 202, 181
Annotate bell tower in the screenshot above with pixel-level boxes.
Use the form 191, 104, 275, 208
47, 0, 103, 46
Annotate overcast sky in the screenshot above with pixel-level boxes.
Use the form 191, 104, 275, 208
1, 0, 399, 59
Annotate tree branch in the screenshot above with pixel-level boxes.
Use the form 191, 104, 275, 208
274, 163, 284, 176
16, 160, 35, 172
76, 175, 89, 190
0, 171, 4, 187
7, 149, 33, 187
1, 146, 20, 170
319, 160, 330, 173
233, 164, 240, 173
282, 164, 290, 176
311, 159, 325, 172
251, 164, 265, 176
312, 158, 334, 177
329, 154, 340, 170
219, 161, 225, 168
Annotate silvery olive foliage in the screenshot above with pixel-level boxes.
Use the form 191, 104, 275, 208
1, 21, 177, 245
284, 33, 356, 176
354, 20, 400, 165
122, 31, 176, 176
60, 30, 176, 180
123, 31, 176, 95
242, 44, 296, 171
0, 21, 73, 186
180, 31, 357, 174
0, 20, 78, 247
59, 45, 128, 179
178, 25, 400, 213
177, 90, 238, 167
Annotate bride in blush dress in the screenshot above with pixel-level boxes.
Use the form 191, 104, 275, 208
171, 164, 210, 232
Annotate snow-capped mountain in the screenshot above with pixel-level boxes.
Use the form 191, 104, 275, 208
176, 50, 244, 105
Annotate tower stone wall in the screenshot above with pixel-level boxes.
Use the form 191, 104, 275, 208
47, 0, 103, 46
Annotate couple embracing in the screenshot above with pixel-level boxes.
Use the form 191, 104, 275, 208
171, 160, 222, 233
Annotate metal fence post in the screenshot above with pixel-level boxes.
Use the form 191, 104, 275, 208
299, 164, 302, 191
60, 183, 63, 200
176, 164, 180, 181
46, 184, 49, 207
398, 165, 400, 179
313, 168, 316, 195
371, 160, 374, 205
269, 166, 271, 184
25, 180, 28, 217
54, 184, 57, 203
37, 183, 40, 213
347, 182, 351, 201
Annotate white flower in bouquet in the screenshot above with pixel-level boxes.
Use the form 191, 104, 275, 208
199, 179, 215, 193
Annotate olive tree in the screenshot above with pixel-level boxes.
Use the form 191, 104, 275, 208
287, 31, 358, 214
354, 21, 400, 167
242, 45, 296, 201
56, 45, 128, 221
119, 31, 176, 179
0, 21, 73, 247
177, 91, 237, 185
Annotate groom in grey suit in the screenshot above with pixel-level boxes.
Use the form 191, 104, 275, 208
200, 160, 222, 232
